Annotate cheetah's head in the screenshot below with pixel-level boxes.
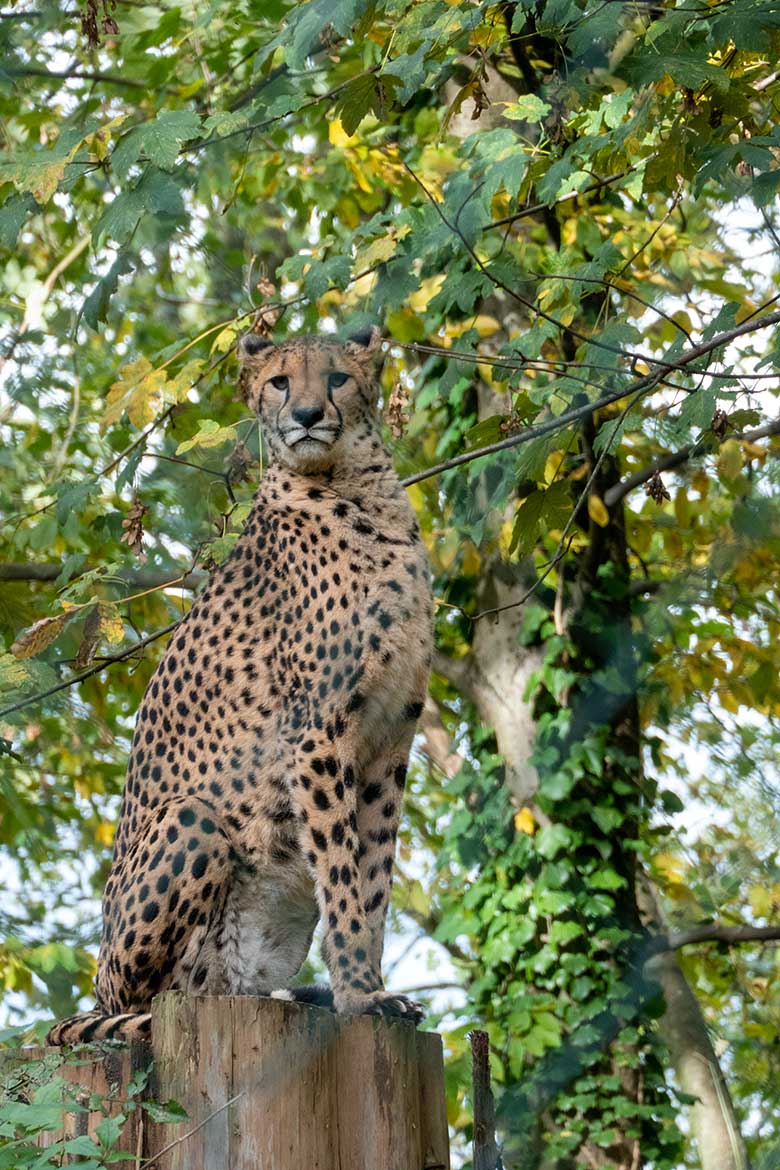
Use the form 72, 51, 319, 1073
238, 328, 383, 474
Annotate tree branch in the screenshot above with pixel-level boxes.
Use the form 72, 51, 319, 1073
603, 416, 780, 507
0, 563, 204, 590
399, 308, 780, 488
0, 621, 180, 720
483, 157, 656, 233
5, 65, 146, 88
419, 696, 464, 779
664, 923, 780, 951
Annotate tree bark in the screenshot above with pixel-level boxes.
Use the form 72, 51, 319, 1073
639, 879, 749, 1170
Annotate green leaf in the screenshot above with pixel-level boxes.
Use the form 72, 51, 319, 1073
82, 251, 135, 330
95, 1112, 125, 1148
93, 168, 185, 246
535, 824, 573, 859
334, 74, 378, 136
509, 481, 571, 556
0, 191, 37, 248
112, 110, 202, 179
589, 867, 626, 891
141, 1098, 188, 1124
502, 95, 551, 123
55, 478, 98, 525
176, 418, 238, 454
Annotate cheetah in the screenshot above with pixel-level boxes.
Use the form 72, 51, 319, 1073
48, 327, 433, 1044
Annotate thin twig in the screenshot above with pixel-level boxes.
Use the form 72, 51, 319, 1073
399, 308, 780, 488
614, 174, 684, 278
137, 1092, 245, 1168
483, 155, 658, 232
603, 416, 780, 507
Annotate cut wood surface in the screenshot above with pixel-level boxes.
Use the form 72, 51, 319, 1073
2, 993, 450, 1170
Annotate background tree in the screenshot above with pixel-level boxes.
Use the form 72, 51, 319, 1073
2, 0, 780, 1166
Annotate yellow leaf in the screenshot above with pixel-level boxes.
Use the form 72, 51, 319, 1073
691, 470, 709, 496
345, 154, 373, 194
85, 114, 127, 163
355, 233, 398, 270
674, 488, 688, 527
176, 418, 238, 454
653, 850, 685, 885
103, 357, 202, 430
741, 440, 766, 460
588, 494, 610, 527
472, 315, 501, 338
212, 323, 240, 354
748, 884, 780, 918
514, 807, 536, 835
462, 542, 481, 576
103, 357, 166, 430
11, 613, 71, 660
329, 118, 357, 148
717, 439, 744, 481
433, 531, 460, 572
95, 821, 115, 847
543, 451, 564, 485
165, 358, 204, 403
409, 274, 445, 313
97, 602, 125, 645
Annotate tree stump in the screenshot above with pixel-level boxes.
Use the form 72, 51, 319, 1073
1, 993, 450, 1170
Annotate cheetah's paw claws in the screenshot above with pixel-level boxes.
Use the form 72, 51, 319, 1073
362, 992, 424, 1023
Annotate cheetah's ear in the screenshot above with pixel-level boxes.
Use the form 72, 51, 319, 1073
238, 332, 275, 362
345, 325, 383, 362
237, 333, 274, 407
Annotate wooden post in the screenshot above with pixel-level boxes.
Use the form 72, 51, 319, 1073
471, 1028, 501, 1170
3, 994, 450, 1170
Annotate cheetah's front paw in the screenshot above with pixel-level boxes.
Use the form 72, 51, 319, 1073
337, 990, 424, 1024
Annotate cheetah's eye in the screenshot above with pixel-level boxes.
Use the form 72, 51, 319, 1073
328, 372, 349, 391
269, 375, 289, 392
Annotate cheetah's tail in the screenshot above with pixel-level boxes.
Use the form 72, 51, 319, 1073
47, 1009, 151, 1046
48, 989, 333, 1045
271, 985, 335, 1010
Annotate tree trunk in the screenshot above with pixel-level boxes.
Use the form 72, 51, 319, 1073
639, 880, 749, 1170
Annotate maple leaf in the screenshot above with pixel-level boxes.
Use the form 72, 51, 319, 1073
103, 357, 202, 429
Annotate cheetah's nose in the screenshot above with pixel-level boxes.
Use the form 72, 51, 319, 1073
291, 405, 325, 428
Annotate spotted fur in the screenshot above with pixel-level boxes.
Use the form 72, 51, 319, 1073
47, 328, 432, 1045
